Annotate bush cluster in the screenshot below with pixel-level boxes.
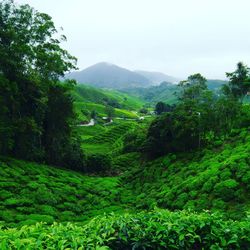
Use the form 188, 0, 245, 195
0, 210, 249, 249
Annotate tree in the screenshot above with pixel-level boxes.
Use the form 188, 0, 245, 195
86, 154, 112, 173
224, 62, 250, 101
178, 73, 207, 100
0, 1, 84, 170
155, 102, 173, 115
144, 105, 203, 158
143, 70, 248, 158
139, 107, 148, 114
90, 110, 98, 120
105, 105, 115, 122
0, 0, 76, 80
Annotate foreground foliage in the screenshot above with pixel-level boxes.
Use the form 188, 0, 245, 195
0, 210, 249, 249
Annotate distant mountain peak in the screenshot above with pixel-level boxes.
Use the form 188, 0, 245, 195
65, 62, 179, 89
92, 62, 115, 66
66, 62, 152, 89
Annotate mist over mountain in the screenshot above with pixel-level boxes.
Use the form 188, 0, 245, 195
66, 62, 152, 89
134, 70, 180, 84
66, 62, 181, 89
66, 62, 227, 92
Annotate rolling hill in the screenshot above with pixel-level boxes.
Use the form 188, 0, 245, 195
71, 84, 144, 122
66, 62, 152, 89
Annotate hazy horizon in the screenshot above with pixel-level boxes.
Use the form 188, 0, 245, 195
16, 0, 250, 80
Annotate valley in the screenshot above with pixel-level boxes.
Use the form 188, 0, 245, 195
0, 1, 250, 249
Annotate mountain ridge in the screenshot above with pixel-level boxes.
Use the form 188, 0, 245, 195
66, 62, 152, 89
66, 62, 179, 89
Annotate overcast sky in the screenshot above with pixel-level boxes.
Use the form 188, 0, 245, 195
17, 0, 250, 79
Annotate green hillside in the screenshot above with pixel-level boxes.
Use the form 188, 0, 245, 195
72, 84, 145, 121
0, 126, 249, 228
73, 84, 144, 110
123, 82, 178, 105
121, 127, 250, 219
0, 127, 250, 247
74, 101, 138, 121
0, 157, 125, 228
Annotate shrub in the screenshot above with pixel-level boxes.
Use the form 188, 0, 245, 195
39, 205, 58, 217
28, 214, 54, 224
0, 210, 249, 249
4, 198, 33, 207
214, 179, 239, 201
86, 154, 112, 173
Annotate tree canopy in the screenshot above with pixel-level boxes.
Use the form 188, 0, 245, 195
0, 0, 84, 170
144, 68, 247, 158
224, 62, 250, 101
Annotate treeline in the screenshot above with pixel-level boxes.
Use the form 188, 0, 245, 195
143, 65, 250, 157
0, 0, 84, 170
123, 64, 250, 158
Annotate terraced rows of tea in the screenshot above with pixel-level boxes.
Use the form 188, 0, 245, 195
0, 158, 124, 227
84, 121, 137, 144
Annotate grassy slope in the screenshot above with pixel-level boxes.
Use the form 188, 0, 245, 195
73, 84, 144, 110
0, 157, 126, 227
72, 84, 145, 121
121, 127, 250, 219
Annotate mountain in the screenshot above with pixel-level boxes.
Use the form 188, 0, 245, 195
66, 62, 152, 89
135, 70, 180, 84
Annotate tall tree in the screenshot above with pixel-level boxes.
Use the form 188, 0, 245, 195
224, 62, 250, 101
178, 73, 207, 100
0, 1, 84, 169
105, 105, 115, 122
155, 102, 173, 115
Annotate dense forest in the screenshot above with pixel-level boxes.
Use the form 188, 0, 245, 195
0, 1, 250, 249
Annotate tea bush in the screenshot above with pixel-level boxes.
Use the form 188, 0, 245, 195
0, 157, 125, 227
121, 127, 250, 218
0, 210, 249, 249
